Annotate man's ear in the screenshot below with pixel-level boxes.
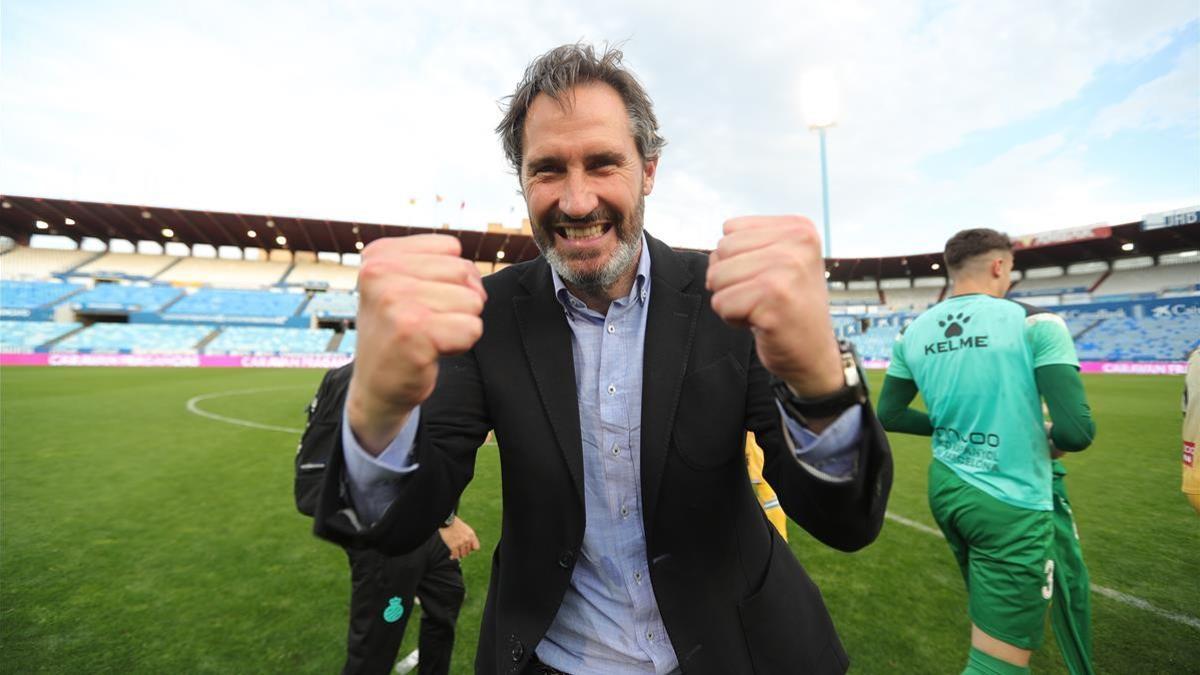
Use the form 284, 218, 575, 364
991, 257, 1006, 279
642, 157, 658, 196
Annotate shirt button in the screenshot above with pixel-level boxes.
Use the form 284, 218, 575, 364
634, 571, 642, 583
607, 324, 615, 333
607, 384, 616, 395
620, 505, 628, 517
646, 631, 653, 641
612, 443, 620, 456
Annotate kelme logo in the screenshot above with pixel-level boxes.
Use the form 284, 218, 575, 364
938, 312, 970, 338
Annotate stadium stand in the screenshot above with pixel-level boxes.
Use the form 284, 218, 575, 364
883, 284, 944, 311
204, 326, 335, 355
164, 288, 305, 319
1009, 270, 1105, 297
73, 252, 180, 279
157, 257, 291, 287
0, 246, 96, 280
1093, 259, 1200, 297
0, 320, 81, 352
304, 291, 358, 318
338, 329, 357, 354
848, 325, 902, 361
285, 262, 358, 290
69, 284, 184, 313
0, 280, 82, 313
829, 283, 882, 305
1075, 314, 1200, 362
52, 323, 214, 353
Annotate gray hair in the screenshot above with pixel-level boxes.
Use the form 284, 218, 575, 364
496, 42, 666, 176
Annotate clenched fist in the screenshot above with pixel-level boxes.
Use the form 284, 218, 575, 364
348, 234, 486, 455
706, 216, 844, 401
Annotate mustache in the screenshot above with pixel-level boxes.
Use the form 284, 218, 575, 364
545, 205, 622, 227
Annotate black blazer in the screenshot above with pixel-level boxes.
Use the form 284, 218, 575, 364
313, 232, 893, 675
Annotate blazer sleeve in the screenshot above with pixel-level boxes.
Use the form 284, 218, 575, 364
746, 346, 893, 552
313, 348, 492, 555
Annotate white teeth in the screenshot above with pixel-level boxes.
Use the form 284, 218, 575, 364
561, 224, 605, 239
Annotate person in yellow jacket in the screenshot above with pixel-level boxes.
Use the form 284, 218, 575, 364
746, 433, 788, 541
1183, 347, 1200, 515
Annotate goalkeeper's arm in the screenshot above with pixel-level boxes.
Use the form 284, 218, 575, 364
1036, 363, 1096, 452
877, 375, 933, 436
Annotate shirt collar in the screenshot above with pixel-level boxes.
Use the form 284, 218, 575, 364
552, 233, 652, 313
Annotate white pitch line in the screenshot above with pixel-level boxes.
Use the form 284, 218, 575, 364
185, 386, 306, 434
884, 511, 1200, 631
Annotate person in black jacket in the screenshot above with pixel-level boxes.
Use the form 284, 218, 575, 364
298, 366, 480, 675
310, 43, 893, 674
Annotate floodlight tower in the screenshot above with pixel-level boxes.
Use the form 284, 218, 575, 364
800, 67, 840, 259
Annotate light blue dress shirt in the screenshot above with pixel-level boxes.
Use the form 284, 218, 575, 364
342, 236, 864, 674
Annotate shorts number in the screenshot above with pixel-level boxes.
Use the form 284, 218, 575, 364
1041, 559, 1055, 600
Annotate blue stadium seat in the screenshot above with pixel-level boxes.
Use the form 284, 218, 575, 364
164, 288, 305, 319
70, 284, 184, 312
848, 325, 902, 361
52, 324, 214, 353
1075, 315, 1200, 362
338, 329, 357, 354
304, 292, 358, 318
0, 321, 82, 352
204, 326, 334, 355
0, 281, 82, 310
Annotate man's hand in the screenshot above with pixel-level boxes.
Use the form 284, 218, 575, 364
1046, 421, 1065, 459
707, 216, 843, 398
347, 235, 486, 455
438, 516, 481, 561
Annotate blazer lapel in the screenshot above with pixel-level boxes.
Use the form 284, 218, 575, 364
640, 234, 701, 531
513, 259, 586, 508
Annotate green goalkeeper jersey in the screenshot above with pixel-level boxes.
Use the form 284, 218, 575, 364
888, 293, 1079, 510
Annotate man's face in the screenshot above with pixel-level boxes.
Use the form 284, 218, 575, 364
520, 82, 657, 291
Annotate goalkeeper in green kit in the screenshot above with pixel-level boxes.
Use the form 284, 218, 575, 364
877, 229, 1096, 675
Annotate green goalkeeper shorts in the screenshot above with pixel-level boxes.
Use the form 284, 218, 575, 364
928, 459, 1054, 650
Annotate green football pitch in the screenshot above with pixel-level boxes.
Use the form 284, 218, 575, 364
1, 366, 1196, 673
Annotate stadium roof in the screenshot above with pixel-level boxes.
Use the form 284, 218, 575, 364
0, 194, 542, 265
2, 195, 1197, 282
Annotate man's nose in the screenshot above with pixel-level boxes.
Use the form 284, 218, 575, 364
558, 170, 599, 219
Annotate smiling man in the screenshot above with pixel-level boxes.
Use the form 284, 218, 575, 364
310, 43, 892, 675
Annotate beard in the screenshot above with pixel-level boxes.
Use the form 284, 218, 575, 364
530, 197, 645, 295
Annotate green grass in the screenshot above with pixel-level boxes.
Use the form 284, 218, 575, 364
1, 367, 1196, 673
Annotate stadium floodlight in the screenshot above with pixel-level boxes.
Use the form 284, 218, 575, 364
931, 262, 941, 271
1120, 242, 1135, 252
1, 201, 11, 209
276, 235, 287, 246
141, 210, 152, 219
64, 217, 76, 226
496, 250, 506, 260
35, 220, 49, 229
355, 240, 364, 251
247, 230, 257, 238
161, 228, 174, 238
800, 66, 839, 259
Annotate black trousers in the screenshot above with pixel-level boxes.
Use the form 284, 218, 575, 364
342, 533, 465, 675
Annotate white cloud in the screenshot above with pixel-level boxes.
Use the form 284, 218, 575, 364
1, 0, 1197, 258
1091, 42, 1200, 138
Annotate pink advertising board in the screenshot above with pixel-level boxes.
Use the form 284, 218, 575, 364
0, 352, 353, 369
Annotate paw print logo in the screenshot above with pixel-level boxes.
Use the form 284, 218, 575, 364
938, 312, 970, 338
383, 596, 405, 623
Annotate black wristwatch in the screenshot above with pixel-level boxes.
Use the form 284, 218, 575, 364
772, 340, 869, 425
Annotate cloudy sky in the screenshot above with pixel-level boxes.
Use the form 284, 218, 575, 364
2, 0, 1197, 257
